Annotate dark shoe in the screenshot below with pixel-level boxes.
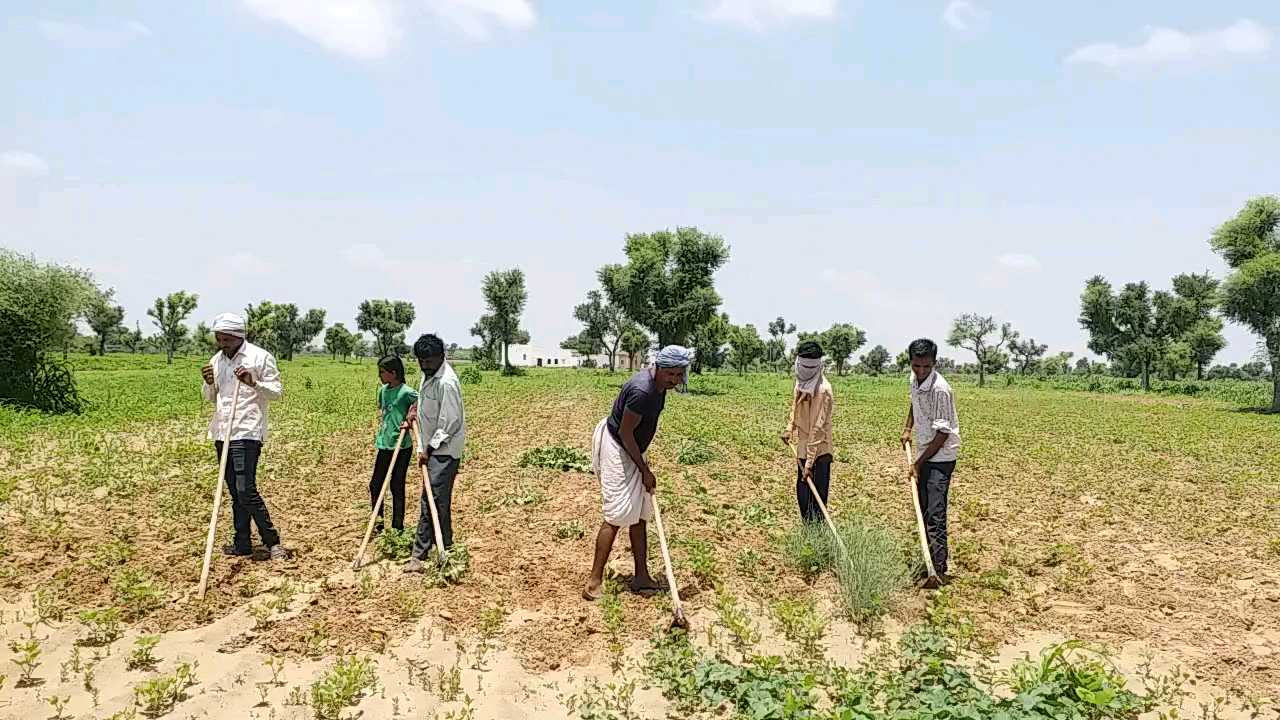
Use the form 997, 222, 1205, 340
268, 545, 291, 561
920, 573, 951, 590
403, 557, 424, 574
222, 544, 252, 557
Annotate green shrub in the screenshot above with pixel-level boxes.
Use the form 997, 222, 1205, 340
782, 522, 836, 583
553, 520, 586, 540
675, 439, 717, 465
133, 661, 198, 717
518, 445, 591, 473
829, 515, 913, 623
683, 538, 720, 589
374, 527, 413, 561
310, 656, 377, 720
112, 567, 165, 619
458, 366, 483, 385
77, 607, 123, 646
127, 636, 161, 671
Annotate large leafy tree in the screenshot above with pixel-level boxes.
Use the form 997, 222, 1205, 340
480, 268, 529, 373
620, 325, 651, 371
0, 251, 96, 412
192, 322, 217, 354
947, 314, 1016, 387
325, 323, 357, 361
1078, 278, 1174, 391
727, 323, 765, 374
83, 288, 126, 356
356, 299, 416, 357
599, 227, 730, 346
1008, 337, 1048, 375
244, 301, 325, 360
858, 345, 891, 375
147, 291, 199, 365
822, 323, 866, 376
470, 314, 530, 370
1152, 272, 1225, 380
766, 316, 796, 371
689, 312, 730, 374
566, 289, 627, 371
121, 321, 145, 354
1211, 196, 1280, 410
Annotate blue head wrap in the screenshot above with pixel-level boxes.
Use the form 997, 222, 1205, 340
655, 345, 692, 369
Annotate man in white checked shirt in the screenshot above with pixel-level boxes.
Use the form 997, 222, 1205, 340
900, 337, 961, 588
201, 312, 289, 561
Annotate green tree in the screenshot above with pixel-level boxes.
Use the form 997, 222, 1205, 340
568, 290, 627, 371
325, 323, 357, 361
1211, 196, 1280, 409
619, 325, 650, 371
1040, 351, 1074, 376
857, 345, 891, 375
83, 288, 125, 356
147, 291, 199, 365
121, 321, 145, 354
894, 350, 910, 373
479, 268, 529, 373
726, 323, 765, 374
947, 314, 1016, 387
0, 251, 96, 412
1153, 272, 1225, 380
598, 227, 729, 346
1008, 337, 1048, 375
192, 322, 217, 354
353, 333, 372, 362
821, 323, 866, 376
689, 312, 730, 374
766, 317, 797, 371
243, 301, 325, 360
356, 299, 416, 357
1078, 277, 1171, 391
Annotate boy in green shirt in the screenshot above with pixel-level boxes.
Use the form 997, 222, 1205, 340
370, 356, 418, 534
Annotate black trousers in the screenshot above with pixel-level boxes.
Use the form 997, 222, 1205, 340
369, 447, 411, 531
795, 454, 833, 523
915, 461, 955, 575
412, 455, 459, 559
214, 440, 280, 550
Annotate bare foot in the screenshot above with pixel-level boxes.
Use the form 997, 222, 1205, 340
629, 577, 665, 595
582, 582, 604, 601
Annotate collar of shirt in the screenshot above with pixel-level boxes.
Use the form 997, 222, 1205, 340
912, 371, 938, 393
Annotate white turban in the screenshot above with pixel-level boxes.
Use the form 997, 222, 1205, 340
212, 313, 246, 338
655, 345, 692, 369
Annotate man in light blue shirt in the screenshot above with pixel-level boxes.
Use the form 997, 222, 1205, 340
405, 333, 466, 572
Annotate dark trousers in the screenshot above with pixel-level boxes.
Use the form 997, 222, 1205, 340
915, 461, 955, 575
213, 440, 280, 551
369, 447, 411, 531
795, 454, 833, 523
412, 454, 459, 559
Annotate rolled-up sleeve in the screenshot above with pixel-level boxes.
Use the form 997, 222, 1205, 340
430, 379, 463, 450
254, 353, 283, 400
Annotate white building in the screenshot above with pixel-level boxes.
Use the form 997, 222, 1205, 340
506, 344, 610, 369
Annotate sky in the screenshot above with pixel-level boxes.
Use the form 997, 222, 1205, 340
2, 1, 1278, 364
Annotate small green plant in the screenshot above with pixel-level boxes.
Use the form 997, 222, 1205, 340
553, 520, 586, 540
9, 636, 42, 687
1269, 537, 1280, 557
286, 685, 307, 706
675, 439, 717, 465
374, 527, 414, 561
357, 569, 376, 599
740, 502, 775, 527
249, 602, 275, 630
46, 695, 71, 720
734, 549, 762, 579
112, 567, 164, 620
442, 694, 477, 720
500, 482, 546, 507
77, 607, 123, 646
458, 365, 483, 385
770, 597, 827, 659
133, 661, 198, 717
437, 659, 463, 702
518, 445, 592, 473
684, 538, 719, 589
393, 589, 425, 620
713, 586, 760, 655
424, 543, 471, 587
473, 604, 507, 670
310, 656, 377, 720
105, 709, 138, 720
127, 635, 161, 671
600, 580, 626, 672
782, 522, 835, 583
33, 588, 66, 625
563, 677, 639, 720
265, 656, 286, 686
271, 579, 298, 610
304, 623, 329, 658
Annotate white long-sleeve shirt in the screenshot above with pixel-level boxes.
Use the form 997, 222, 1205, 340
416, 361, 465, 458
202, 341, 283, 442
910, 370, 961, 463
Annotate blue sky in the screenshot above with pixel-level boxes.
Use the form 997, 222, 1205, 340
2, 1, 1277, 363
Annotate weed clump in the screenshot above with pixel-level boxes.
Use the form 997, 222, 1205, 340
374, 527, 414, 561
310, 656, 377, 720
133, 661, 198, 717
675, 439, 717, 465
518, 446, 592, 473
457, 366, 483, 385
782, 512, 913, 623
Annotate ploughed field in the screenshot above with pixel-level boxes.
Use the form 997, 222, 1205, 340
1, 355, 1277, 718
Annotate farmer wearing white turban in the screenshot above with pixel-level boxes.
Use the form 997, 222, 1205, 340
583, 345, 690, 601
781, 340, 835, 523
201, 312, 289, 561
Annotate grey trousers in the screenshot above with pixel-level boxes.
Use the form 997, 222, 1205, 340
412, 454, 459, 559
915, 461, 955, 575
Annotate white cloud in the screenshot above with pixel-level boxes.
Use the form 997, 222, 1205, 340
1066, 19, 1272, 69
242, 0, 401, 59
1, 151, 50, 177
702, 0, 837, 31
997, 253, 1041, 271
36, 19, 151, 49
942, 0, 987, 33
425, 0, 536, 41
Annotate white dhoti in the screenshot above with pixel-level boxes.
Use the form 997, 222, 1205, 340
592, 418, 653, 527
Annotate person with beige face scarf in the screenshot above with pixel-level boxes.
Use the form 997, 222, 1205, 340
780, 340, 835, 523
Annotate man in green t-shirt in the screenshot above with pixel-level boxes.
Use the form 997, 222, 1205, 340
370, 356, 418, 533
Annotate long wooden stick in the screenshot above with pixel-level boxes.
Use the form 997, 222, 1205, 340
198, 378, 242, 600
903, 441, 938, 580
419, 436, 448, 564
649, 493, 687, 628
352, 427, 407, 570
